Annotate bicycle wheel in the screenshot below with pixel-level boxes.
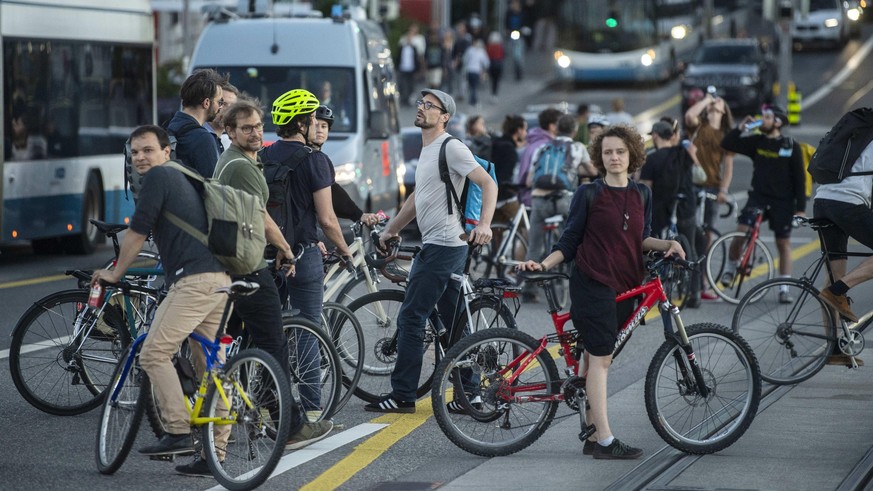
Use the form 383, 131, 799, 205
202, 348, 293, 491
645, 323, 761, 454
705, 231, 774, 304
331, 271, 367, 304
95, 342, 146, 474
284, 315, 343, 420
347, 289, 439, 403
432, 328, 559, 457
663, 234, 694, 310
732, 278, 836, 385
322, 301, 365, 415
10, 289, 135, 415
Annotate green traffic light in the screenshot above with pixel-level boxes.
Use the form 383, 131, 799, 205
606, 17, 618, 28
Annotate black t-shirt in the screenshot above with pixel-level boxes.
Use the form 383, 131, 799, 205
130, 164, 225, 286
640, 146, 695, 234
491, 135, 519, 200
260, 140, 335, 246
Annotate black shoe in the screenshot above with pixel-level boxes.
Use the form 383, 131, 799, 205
583, 439, 595, 456
446, 394, 483, 414
685, 297, 701, 309
592, 438, 643, 460
139, 433, 193, 456
175, 455, 212, 477
364, 394, 415, 413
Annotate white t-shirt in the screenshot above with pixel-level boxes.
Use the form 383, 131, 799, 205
414, 132, 479, 246
815, 139, 873, 207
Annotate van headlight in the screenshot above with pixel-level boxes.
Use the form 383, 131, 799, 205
740, 75, 758, 86
335, 162, 360, 186
824, 18, 840, 28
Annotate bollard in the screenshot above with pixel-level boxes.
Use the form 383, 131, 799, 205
788, 82, 802, 125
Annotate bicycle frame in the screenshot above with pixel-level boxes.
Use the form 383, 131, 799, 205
323, 226, 380, 301
493, 202, 530, 269
500, 268, 708, 404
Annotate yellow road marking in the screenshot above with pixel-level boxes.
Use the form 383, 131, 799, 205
0, 274, 68, 289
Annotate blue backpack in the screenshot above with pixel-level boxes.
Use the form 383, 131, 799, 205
438, 137, 498, 232
532, 140, 575, 191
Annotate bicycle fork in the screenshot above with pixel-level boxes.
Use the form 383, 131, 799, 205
662, 302, 711, 399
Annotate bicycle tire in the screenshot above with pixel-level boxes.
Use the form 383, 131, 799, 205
663, 234, 694, 310
705, 231, 774, 304
322, 301, 365, 415
283, 314, 343, 420
432, 328, 560, 457
732, 278, 836, 385
95, 342, 146, 474
347, 289, 440, 403
202, 348, 293, 491
644, 323, 761, 454
10, 289, 134, 415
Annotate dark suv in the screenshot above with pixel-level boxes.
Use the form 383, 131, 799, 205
680, 39, 778, 117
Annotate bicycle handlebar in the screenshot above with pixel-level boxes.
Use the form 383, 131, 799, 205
645, 251, 703, 273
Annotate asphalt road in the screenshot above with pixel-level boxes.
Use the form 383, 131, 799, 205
2, 26, 873, 491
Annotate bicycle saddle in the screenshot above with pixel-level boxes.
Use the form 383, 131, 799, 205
216, 280, 260, 297
90, 219, 128, 235
516, 271, 570, 283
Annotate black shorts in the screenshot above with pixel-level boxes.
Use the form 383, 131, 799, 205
569, 267, 636, 357
814, 198, 873, 260
738, 193, 794, 239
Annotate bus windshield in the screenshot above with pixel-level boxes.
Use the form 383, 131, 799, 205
203, 66, 357, 134
555, 1, 657, 53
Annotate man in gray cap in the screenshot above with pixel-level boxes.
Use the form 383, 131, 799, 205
366, 89, 497, 413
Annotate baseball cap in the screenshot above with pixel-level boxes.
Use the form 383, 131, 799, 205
649, 121, 675, 139
420, 89, 456, 117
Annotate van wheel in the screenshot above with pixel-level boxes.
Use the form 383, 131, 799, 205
63, 173, 103, 255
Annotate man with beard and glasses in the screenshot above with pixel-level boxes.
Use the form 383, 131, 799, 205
165, 68, 227, 177
367, 89, 497, 414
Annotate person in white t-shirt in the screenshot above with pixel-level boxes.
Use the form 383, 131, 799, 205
367, 89, 497, 413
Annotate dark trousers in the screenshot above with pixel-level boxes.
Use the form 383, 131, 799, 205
231, 267, 303, 433
392, 244, 467, 401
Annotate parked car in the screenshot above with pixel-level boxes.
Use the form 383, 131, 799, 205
791, 0, 850, 49
680, 39, 778, 117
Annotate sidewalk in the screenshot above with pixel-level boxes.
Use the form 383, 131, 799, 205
443, 362, 873, 490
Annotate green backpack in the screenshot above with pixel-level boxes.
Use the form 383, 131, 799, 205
162, 161, 266, 275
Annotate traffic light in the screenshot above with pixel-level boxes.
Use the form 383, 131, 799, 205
606, 10, 619, 28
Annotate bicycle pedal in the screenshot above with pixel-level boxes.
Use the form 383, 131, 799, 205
149, 453, 176, 462
578, 424, 596, 441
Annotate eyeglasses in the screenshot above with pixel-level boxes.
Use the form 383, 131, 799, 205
416, 99, 447, 113
237, 123, 264, 135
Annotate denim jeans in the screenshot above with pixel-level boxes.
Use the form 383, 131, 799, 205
231, 267, 302, 433
392, 244, 468, 402
280, 246, 324, 412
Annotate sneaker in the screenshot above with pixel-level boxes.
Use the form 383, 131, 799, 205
175, 455, 212, 477
818, 289, 859, 322
582, 439, 596, 456
305, 409, 323, 422
592, 438, 643, 460
286, 420, 334, 450
827, 354, 864, 367
139, 433, 193, 456
720, 271, 735, 287
363, 394, 416, 414
700, 291, 719, 301
778, 291, 795, 304
446, 395, 483, 414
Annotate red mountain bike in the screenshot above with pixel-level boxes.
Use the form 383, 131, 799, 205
431, 253, 761, 456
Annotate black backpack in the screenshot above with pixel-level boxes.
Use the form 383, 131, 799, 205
260, 145, 312, 257
808, 107, 873, 184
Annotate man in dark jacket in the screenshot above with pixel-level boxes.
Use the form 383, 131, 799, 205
165, 69, 226, 177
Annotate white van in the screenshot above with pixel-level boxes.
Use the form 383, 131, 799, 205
189, 5, 402, 214
791, 0, 849, 49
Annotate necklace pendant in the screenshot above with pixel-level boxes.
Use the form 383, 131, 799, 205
623, 212, 629, 231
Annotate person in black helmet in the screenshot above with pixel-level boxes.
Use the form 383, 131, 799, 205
720, 104, 806, 304
309, 105, 380, 227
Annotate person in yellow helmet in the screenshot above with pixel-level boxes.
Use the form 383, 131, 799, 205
260, 89, 352, 431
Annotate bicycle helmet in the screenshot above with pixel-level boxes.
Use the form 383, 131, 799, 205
762, 104, 788, 125
271, 89, 319, 126
315, 105, 334, 129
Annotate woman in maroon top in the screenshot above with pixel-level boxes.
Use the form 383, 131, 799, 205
519, 124, 684, 460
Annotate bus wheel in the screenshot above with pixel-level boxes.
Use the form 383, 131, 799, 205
63, 173, 103, 255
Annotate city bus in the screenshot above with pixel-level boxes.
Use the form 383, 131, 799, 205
2, 0, 155, 254
553, 0, 743, 83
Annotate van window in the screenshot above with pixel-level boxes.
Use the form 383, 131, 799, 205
200, 66, 357, 134
365, 63, 400, 134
